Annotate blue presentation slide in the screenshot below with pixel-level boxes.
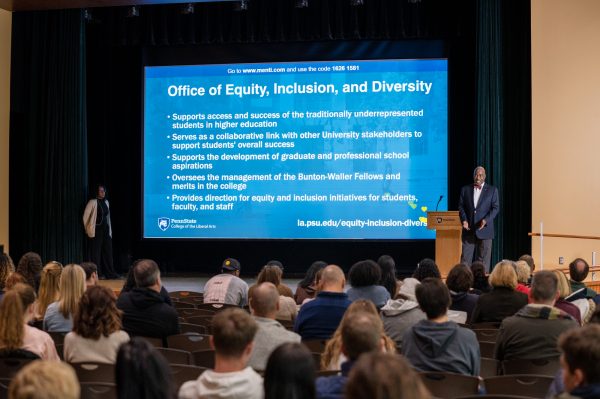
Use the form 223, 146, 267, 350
143, 59, 447, 239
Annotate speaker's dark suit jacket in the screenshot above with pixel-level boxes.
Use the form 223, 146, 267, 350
458, 183, 499, 240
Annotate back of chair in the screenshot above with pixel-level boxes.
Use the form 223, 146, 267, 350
48, 331, 66, 345
191, 350, 215, 368
480, 357, 500, 378
156, 347, 193, 365
79, 382, 117, 399
479, 341, 496, 358
469, 322, 501, 330
302, 339, 327, 353
178, 308, 216, 319
0, 377, 10, 398
137, 336, 164, 348
196, 303, 239, 312
456, 395, 539, 399
167, 333, 212, 352
70, 362, 116, 383
185, 316, 214, 333
171, 364, 207, 389
0, 357, 37, 379
484, 375, 554, 398
179, 323, 208, 335
502, 358, 560, 377
473, 329, 500, 343
173, 301, 196, 311
169, 291, 204, 300
419, 371, 481, 398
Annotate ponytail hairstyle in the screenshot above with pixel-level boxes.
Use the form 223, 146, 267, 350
58, 265, 86, 319
0, 283, 36, 350
36, 262, 63, 318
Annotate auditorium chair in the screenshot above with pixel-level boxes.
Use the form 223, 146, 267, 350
480, 357, 500, 378
70, 362, 115, 383
0, 357, 36, 379
179, 323, 208, 335
472, 329, 500, 342
501, 357, 560, 377
173, 301, 196, 311
55, 344, 64, 360
47, 331, 66, 345
182, 316, 214, 333
196, 303, 239, 312
167, 333, 212, 352
171, 364, 207, 389
169, 291, 204, 300
302, 339, 327, 353
156, 347, 194, 365
0, 377, 11, 398
457, 395, 537, 399
79, 382, 117, 399
470, 322, 501, 330
191, 350, 215, 368
418, 371, 481, 398
479, 341, 496, 358
484, 375, 554, 398
137, 336, 164, 347
178, 308, 216, 319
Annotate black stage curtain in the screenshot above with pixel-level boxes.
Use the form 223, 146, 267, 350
9, 0, 531, 274
9, 9, 88, 265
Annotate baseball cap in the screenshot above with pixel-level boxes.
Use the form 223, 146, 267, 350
222, 258, 241, 271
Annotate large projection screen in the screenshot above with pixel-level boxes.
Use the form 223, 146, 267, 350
143, 58, 447, 239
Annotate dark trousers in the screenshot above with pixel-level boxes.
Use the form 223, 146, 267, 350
461, 233, 492, 272
90, 223, 117, 278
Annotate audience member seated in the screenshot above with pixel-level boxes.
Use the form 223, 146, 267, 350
43, 264, 86, 332
4, 272, 27, 291
381, 277, 426, 350
263, 260, 294, 298
321, 300, 395, 371
121, 260, 172, 305
294, 260, 327, 305
402, 278, 480, 376
64, 285, 130, 364
117, 337, 176, 399
248, 282, 301, 371
345, 352, 431, 399
264, 342, 316, 399
553, 269, 583, 325
34, 261, 62, 320
0, 252, 15, 299
316, 312, 384, 399
471, 260, 528, 323
16, 251, 43, 292
0, 283, 59, 360
117, 259, 180, 338
555, 324, 600, 399
294, 265, 351, 340
515, 260, 531, 295
446, 263, 479, 321
179, 308, 263, 399
494, 270, 578, 362
470, 261, 491, 294
412, 258, 441, 281
203, 258, 248, 306
248, 265, 297, 320
377, 255, 399, 299
568, 258, 597, 299
346, 259, 390, 308
80, 261, 99, 288
8, 360, 79, 399
519, 254, 536, 285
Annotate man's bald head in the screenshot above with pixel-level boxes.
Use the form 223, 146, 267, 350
320, 265, 346, 292
250, 282, 279, 318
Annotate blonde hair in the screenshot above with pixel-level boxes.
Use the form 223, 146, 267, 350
488, 260, 518, 290
8, 360, 80, 399
552, 269, 572, 299
58, 264, 86, 319
320, 300, 395, 370
0, 283, 36, 351
0, 253, 15, 290
514, 260, 530, 284
36, 262, 63, 319
256, 265, 282, 286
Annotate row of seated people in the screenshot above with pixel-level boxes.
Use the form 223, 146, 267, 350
1, 252, 599, 397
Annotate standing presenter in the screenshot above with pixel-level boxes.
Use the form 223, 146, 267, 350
83, 184, 118, 279
458, 166, 499, 272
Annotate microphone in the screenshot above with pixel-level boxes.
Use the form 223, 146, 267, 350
435, 195, 444, 211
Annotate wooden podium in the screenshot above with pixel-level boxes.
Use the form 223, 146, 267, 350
427, 211, 462, 277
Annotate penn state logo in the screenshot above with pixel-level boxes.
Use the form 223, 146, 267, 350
158, 217, 170, 231
436, 217, 443, 224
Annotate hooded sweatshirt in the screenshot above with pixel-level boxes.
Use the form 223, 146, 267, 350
402, 319, 480, 376
380, 278, 426, 349
116, 287, 180, 338
178, 367, 263, 399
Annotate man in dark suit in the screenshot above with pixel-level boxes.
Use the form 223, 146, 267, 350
458, 166, 499, 271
